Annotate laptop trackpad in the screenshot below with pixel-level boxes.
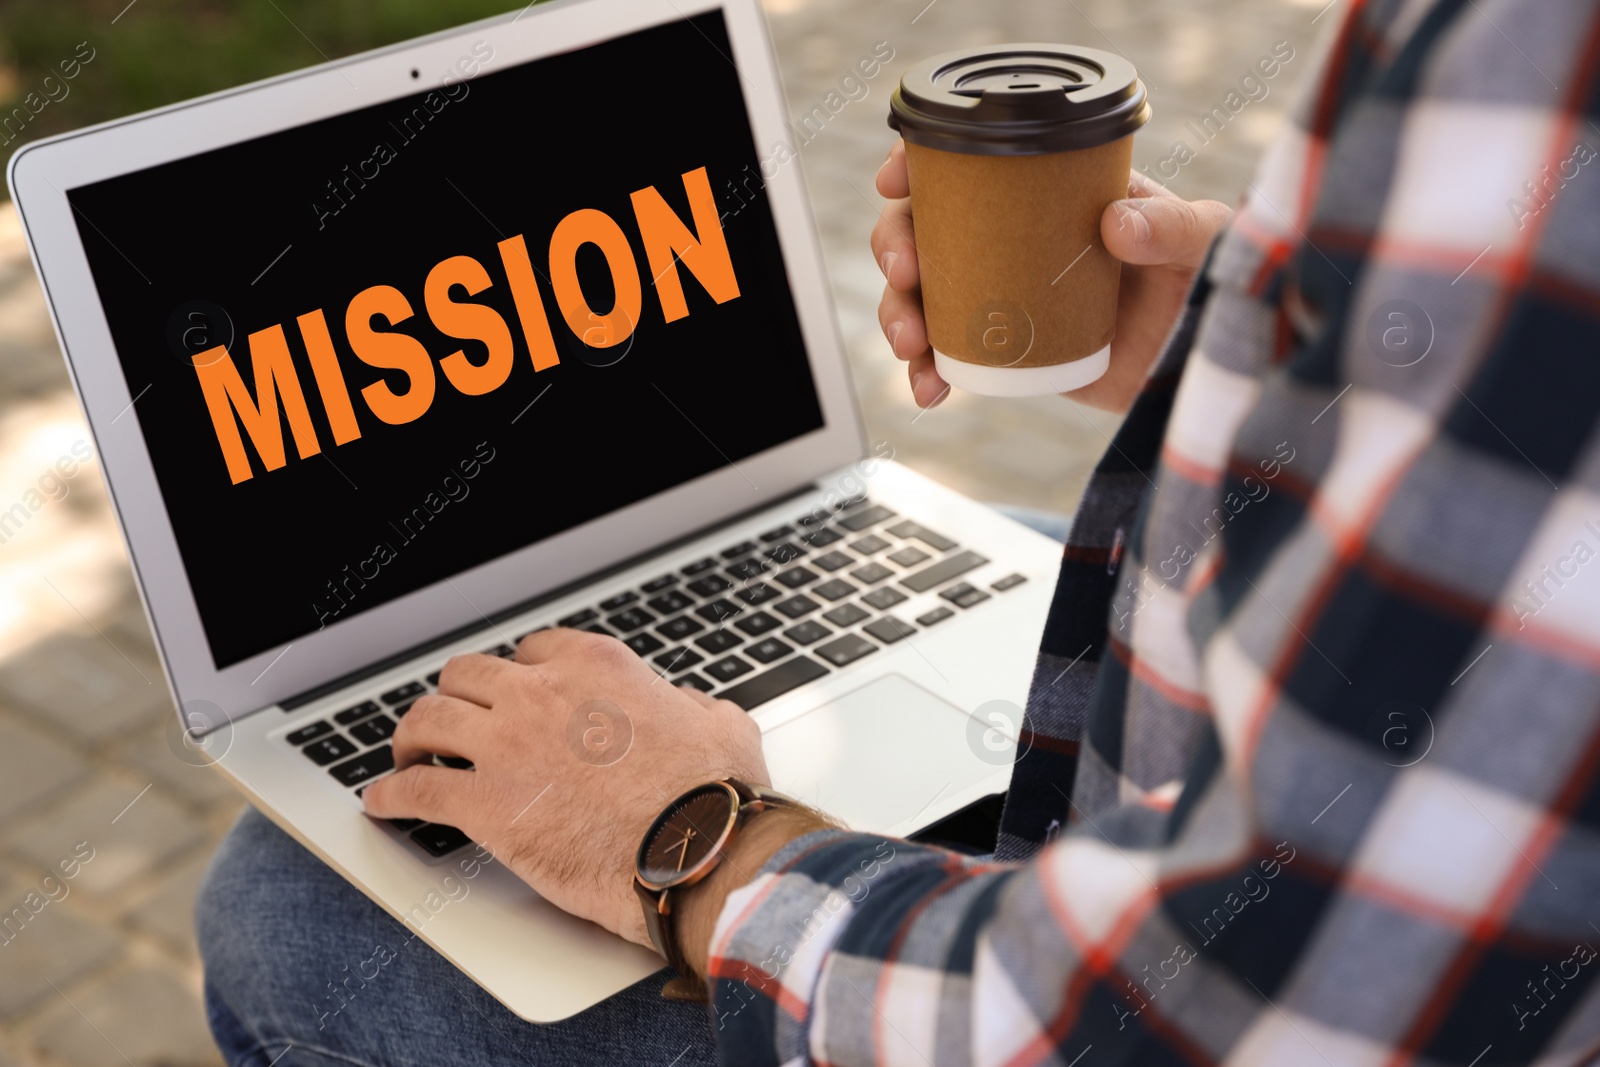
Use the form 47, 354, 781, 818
761, 674, 985, 835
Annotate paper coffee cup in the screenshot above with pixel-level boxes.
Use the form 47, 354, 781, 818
888, 45, 1151, 397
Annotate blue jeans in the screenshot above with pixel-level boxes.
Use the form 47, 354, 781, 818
197, 807, 718, 1066
195, 504, 1065, 1065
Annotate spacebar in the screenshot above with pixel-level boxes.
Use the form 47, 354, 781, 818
719, 656, 829, 710
900, 550, 989, 593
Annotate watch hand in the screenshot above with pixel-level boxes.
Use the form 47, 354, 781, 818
667, 828, 698, 871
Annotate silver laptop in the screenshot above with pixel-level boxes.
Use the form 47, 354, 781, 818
7, 0, 1060, 1022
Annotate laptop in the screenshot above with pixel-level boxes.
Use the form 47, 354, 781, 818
7, 0, 1060, 1022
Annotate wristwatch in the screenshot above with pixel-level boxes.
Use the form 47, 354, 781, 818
634, 778, 793, 998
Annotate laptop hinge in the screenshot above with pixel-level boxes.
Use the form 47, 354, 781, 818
279, 482, 818, 710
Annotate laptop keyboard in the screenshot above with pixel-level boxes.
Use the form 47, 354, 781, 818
278, 497, 1028, 858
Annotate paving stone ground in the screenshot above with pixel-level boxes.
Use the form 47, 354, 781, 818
0, 0, 1325, 1062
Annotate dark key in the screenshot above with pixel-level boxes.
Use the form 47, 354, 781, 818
380, 682, 425, 707
888, 546, 931, 568
864, 616, 916, 645
774, 567, 818, 589
833, 494, 867, 511
426, 671, 442, 687
849, 534, 891, 555
600, 591, 638, 611
726, 558, 770, 582
329, 744, 393, 786
901, 551, 989, 594
387, 818, 425, 832
676, 672, 715, 693
653, 646, 705, 672
850, 563, 895, 586
696, 598, 742, 623
765, 542, 805, 565
885, 520, 958, 552
837, 504, 896, 532
782, 620, 832, 645
583, 623, 615, 637
696, 630, 743, 653
803, 527, 844, 548
721, 540, 760, 559
393, 701, 416, 718
303, 734, 358, 765
862, 587, 909, 611
485, 644, 515, 659
606, 607, 657, 632
815, 634, 879, 667
813, 579, 857, 601
437, 755, 474, 770
658, 615, 705, 640
774, 594, 821, 619
734, 611, 781, 636
823, 603, 872, 628
745, 638, 794, 665
705, 655, 754, 683
735, 582, 781, 606
642, 573, 679, 593
286, 721, 332, 745
349, 714, 396, 745
813, 551, 854, 572
558, 607, 600, 628
718, 656, 830, 710
682, 557, 719, 576
647, 590, 694, 615
688, 574, 733, 597
940, 582, 993, 608
624, 632, 666, 656
410, 823, 472, 857
916, 606, 956, 627
992, 573, 1028, 592
335, 698, 379, 725
760, 524, 796, 542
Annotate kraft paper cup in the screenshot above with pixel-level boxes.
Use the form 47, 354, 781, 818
889, 45, 1151, 397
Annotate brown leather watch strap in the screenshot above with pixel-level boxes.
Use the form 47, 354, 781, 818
635, 778, 794, 1001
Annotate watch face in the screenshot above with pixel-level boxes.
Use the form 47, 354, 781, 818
639, 783, 739, 889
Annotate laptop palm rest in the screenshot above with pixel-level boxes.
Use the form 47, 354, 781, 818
761, 674, 987, 835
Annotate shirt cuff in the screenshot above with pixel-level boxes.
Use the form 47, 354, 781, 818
704, 829, 948, 1067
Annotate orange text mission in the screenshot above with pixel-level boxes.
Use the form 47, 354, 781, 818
195, 166, 740, 485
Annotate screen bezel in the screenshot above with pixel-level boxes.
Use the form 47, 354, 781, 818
7, 0, 866, 723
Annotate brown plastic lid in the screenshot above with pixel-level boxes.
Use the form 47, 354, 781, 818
888, 44, 1150, 156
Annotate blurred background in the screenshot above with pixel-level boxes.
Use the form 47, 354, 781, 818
0, 0, 1325, 1062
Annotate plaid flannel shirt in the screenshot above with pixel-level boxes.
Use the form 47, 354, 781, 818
706, 0, 1600, 1063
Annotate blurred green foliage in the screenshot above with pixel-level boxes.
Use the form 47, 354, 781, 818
0, 0, 537, 192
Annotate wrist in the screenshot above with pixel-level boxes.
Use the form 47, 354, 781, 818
675, 803, 834, 981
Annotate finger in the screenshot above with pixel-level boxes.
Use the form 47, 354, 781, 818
362, 763, 476, 824
870, 198, 920, 291
1101, 194, 1233, 269
1126, 168, 1178, 200
515, 626, 588, 664
391, 694, 490, 771
437, 651, 517, 705
878, 284, 929, 361
908, 352, 949, 409
677, 684, 723, 709
875, 140, 909, 199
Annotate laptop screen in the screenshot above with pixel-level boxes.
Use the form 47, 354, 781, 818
66, 9, 824, 670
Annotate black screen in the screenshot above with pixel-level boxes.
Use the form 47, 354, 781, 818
68, 10, 824, 669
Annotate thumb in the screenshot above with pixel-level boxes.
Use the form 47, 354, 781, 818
1101, 194, 1232, 269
